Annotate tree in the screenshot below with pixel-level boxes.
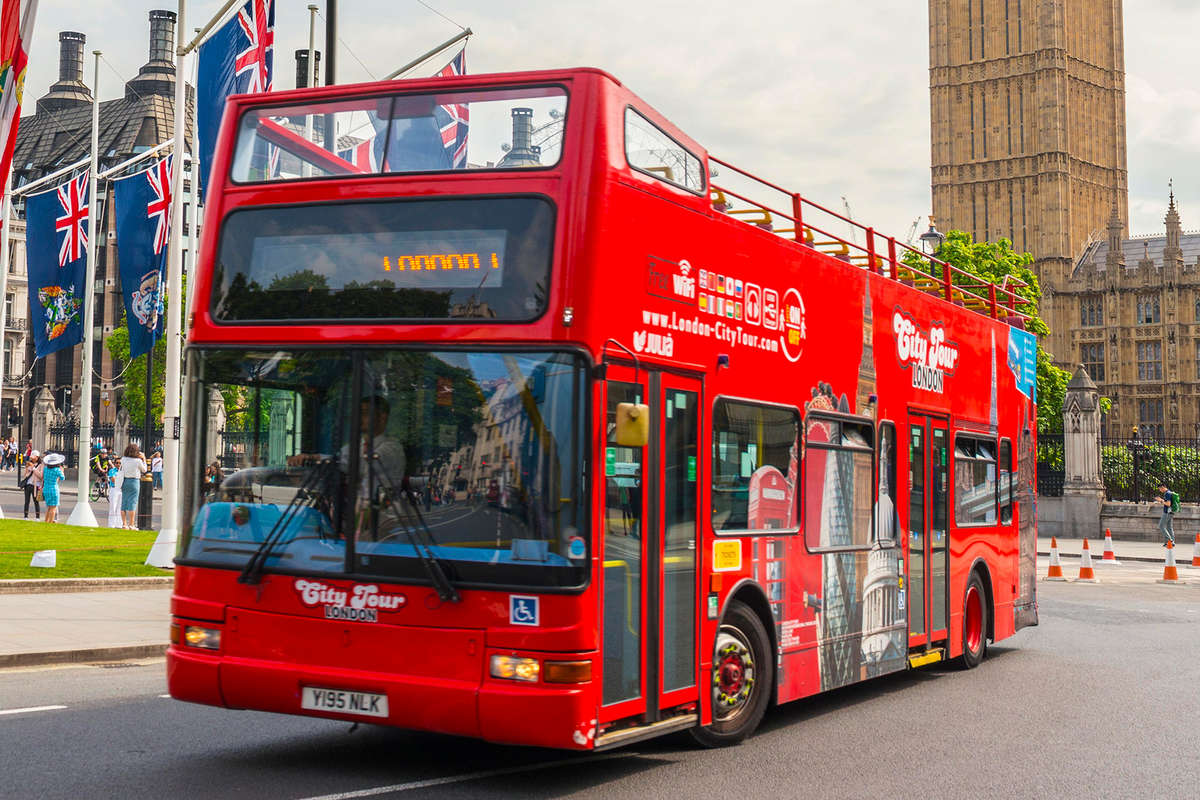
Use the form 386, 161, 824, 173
901, 230, 1103, 432
104, 273, 185, 428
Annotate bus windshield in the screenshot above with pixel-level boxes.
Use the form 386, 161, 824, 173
231, 86, 567, 182
180, 348, 589, 590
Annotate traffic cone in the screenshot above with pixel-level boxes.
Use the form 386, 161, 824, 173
1158, 541, 1181, 584
1100, 528, 1121, 564
1045, 537, 1067, 581
1191, 532, 1200, 568
1076, 538, 1098, 583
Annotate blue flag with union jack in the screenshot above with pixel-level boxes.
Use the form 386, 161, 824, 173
113, 155, 171, 358
25, 171, 88, 359
197, 0, 274, 201
368, 49, 468, 172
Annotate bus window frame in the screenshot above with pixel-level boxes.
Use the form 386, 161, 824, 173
175, 342, 596, 595
228, 83, 573, 188
875, 419, 899, 546
802, 409, 876, 554
622, 105, 707, 196
952, 431, 1000, 528
205, 192, 558, 327
998, 437, 1014, 525
709, 394, 802, 538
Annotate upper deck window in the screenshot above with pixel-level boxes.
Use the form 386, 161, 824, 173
624, 108, 704, 194
231, 86, 567, 183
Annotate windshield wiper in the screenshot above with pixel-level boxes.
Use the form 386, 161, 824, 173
367, 455, 460, 603
239, 457, 339, 585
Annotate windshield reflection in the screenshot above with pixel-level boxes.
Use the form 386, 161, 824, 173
182, 349, 588, 589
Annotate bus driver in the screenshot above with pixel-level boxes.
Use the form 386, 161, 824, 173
288, 395, 407, 518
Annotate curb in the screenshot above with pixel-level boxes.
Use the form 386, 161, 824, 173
0, 577, 174, 595
1036, 550, 1192, 565
0, 643, 166, 669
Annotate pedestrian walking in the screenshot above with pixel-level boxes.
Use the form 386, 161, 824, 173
151, 450, 163, 490
41, 453, 66, 524
107, 457, 123, 528
20, 451, 42, 519
1156, 483, 1179, 546
120, 444, 148, 529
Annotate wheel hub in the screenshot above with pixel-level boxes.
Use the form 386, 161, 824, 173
712, 630, 755, 717
965, 585, 983, 653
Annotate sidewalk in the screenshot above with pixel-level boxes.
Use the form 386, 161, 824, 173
0, 583, 171, 668
1038, 536, 1198, 564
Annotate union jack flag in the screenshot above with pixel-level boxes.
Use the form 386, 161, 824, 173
234, 0, 274, 93
145, 155, 172, 255
434, 50, 468, 168
337, 138, 378, 172
54, 171, 89, 266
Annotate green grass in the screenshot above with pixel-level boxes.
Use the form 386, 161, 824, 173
0, 519, 169, 579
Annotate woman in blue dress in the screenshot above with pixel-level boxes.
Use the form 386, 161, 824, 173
41, 453, 66, 523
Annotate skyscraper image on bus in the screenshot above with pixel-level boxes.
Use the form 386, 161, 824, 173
168, 67, 1038, 750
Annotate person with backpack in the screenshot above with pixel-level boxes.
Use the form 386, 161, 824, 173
1156, 484, 1179, 546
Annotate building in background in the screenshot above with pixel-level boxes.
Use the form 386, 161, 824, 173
1067, 190, 1200, 438
6, 11, 196, 441
927, 0, 1129, 371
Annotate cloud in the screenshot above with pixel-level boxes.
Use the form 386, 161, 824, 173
19, 1, 1198, 244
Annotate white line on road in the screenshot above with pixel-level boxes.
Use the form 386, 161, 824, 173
295, 752, 629, 800
0, 705, 67, 716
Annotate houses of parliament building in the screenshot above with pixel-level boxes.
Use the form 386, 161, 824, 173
928, 0, 1196, 438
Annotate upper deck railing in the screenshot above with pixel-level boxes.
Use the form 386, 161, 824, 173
707, 156, 1032, 325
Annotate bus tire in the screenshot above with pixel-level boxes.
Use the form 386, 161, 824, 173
959, 571, 988, 669
690, 600, 773, 747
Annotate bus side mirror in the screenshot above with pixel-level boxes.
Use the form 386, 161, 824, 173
615, 402, 649, 447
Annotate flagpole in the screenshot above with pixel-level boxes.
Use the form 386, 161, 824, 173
383, 28, 472, 81
67, 50, 102, 528
146, 0, 187, 567
0, 174, 11, 518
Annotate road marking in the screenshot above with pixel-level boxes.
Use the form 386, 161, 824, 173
158, 694, 171, 698
0, 705, 67, 716
295, 752, 628, 799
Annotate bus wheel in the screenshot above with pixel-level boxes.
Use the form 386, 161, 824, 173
959, 571, 987, 669
690, 601, 773, 747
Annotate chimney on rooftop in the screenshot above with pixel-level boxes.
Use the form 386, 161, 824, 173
36, 31, 93, 112
500, 108, 541, 167
295, 50, 321, 89
126, 10, 177, 99
58, 31, 85, 83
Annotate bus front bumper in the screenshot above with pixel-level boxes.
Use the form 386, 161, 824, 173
167, 644, 598, 750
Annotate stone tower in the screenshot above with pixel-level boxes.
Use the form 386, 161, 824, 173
928, 0, 1129, 368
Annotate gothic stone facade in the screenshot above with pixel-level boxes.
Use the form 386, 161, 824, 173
928, 0, 1129, 370
1067, 194, 1199, 439
10, 13, 194, 436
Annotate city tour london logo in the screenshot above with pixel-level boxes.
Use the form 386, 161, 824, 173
892, 308, 959, 394
294, 579, 406, 623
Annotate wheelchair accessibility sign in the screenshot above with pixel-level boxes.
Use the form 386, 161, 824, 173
509, 595, 540, 626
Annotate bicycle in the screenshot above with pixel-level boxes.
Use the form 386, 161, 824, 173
89, 475, 109, 502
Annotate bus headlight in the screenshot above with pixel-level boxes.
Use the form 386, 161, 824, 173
183, 626, 221, 650
490, 655, 540, 682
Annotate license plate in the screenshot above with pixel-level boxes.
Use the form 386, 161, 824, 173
301, 687, 389, 718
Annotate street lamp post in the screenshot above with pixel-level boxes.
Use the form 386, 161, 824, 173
919, 216, 945, 256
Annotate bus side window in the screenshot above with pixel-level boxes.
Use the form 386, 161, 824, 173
998, 438, 1013, 524
876, 422, 899, 543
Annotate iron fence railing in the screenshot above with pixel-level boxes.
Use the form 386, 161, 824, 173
1036, 433, 1064, 497
1100, 436, 1200, 503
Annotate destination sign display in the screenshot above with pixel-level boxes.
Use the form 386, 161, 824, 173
249, 228, 507, 290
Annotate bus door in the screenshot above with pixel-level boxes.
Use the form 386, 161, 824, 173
600, 368, 701, 725
907, 413, 950, 653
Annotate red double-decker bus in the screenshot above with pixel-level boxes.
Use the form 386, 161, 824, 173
168, 67, 1039, 750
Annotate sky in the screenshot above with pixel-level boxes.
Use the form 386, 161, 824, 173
19, 0, 1200, 246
